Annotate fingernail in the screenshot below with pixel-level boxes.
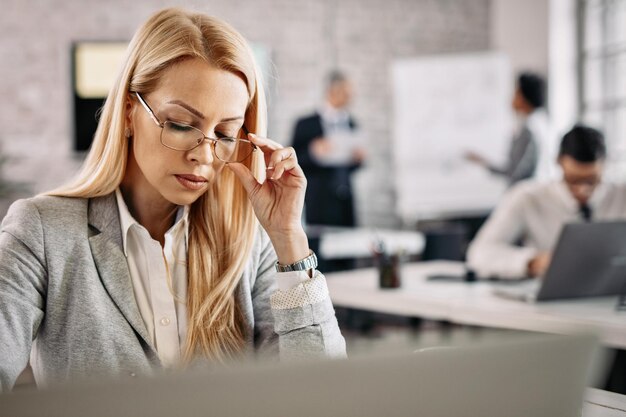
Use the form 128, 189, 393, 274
267, 166, 275, 170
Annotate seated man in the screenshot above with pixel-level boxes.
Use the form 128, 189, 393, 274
467, 124, 626, 279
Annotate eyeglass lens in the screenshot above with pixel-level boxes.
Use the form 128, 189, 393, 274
161, 121, 254, 162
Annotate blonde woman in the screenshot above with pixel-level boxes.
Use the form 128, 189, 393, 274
0, 8, 345, 391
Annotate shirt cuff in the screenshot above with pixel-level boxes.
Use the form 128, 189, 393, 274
270, 271, 329, 310
275, 270, 311, 291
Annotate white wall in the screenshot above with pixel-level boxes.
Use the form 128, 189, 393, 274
490, 0, 579, 142
548, 0, 579, 137
490, 0, 550, 76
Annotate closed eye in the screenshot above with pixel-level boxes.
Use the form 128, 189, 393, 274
167, 121, 196, 132
218, 136, 237, 143
215, 131, 237, 140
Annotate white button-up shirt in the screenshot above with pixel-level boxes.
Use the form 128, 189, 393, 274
467, 180, 626, 279
115, 189, 309, 367
116, 190, 189, 367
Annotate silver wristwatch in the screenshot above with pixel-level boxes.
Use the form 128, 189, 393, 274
275, 250, 318, 272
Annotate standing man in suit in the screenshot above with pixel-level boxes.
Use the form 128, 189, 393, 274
292, 70, 366, 227
466, 72, 555, 185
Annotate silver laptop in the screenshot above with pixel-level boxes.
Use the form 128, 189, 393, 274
493, 221, 626, 302
0, 333, 597, 417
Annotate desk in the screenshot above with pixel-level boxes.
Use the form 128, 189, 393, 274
326, 261, 626, 349
305, 225, 425, 260
585, 389, 626, 416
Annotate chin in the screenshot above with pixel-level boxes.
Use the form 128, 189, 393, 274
162, 188, 207, 207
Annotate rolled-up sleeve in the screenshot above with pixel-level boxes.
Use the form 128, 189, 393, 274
467, 185, 537, 279
251, 232, 346, 361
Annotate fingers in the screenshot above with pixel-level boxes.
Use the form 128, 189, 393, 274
266, 146, 301, 180
248, 133, 282, 151
226, 162, 260, 196
269, 153, 304, 180
247, 133, 281, 166
247, 133, 302, 181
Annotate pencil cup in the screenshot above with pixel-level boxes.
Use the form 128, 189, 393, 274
378, 253, 401, 289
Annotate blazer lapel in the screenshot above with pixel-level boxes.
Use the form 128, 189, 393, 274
87, 193, 155, 352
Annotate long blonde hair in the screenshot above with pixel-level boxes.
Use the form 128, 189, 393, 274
49, 8, 267, 362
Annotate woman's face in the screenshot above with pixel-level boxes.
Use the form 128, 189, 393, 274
127, 58, 249, 206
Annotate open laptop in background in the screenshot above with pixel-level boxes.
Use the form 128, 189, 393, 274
493, 221, 626, 302
0, 333, 598, 417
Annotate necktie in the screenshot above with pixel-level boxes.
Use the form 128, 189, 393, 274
579, 204, 592, 222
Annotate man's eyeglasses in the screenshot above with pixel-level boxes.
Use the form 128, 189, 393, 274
563, 176, 601, 188
134, 92, 256, 163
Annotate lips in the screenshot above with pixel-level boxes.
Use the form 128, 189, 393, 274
175, 174, 208, 191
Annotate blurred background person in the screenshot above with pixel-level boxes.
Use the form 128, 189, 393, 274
466, 71, 555, 186
466, 124, 626, 279
292, 70, 366, 228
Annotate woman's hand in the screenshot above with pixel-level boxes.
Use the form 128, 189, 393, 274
226, 133, 310, 265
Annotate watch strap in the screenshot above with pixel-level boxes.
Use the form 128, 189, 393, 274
275, 250, 318, 272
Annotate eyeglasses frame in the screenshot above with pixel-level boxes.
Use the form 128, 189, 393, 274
133, 92, 256, 162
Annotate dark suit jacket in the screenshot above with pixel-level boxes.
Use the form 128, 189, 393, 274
291, 112, 361, 227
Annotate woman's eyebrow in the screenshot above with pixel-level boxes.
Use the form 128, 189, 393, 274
166, 100, 244, 122
220, 116, 245, 122
167, 100, 205, 119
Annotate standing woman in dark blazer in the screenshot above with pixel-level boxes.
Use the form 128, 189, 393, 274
292, 71, 365, 227
0, 8, 345, 392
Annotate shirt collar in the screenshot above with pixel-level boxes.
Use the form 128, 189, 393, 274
588, 181, 608, 209
115, 188, 190, 256
320, 102, 350, 125
553, 180, 608, 213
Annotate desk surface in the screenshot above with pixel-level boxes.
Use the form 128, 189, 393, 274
326, 261, 626, 349
585, 389, 626, 416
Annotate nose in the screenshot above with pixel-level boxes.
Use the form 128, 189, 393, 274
185, 139, 216, 166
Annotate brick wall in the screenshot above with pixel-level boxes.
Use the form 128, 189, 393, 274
0, 0, 490, 226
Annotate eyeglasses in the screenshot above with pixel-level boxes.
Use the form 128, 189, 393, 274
563, 176, 600, 188
134, 92, 256, 163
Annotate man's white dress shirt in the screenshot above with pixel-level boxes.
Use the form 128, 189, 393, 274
467, 180, 626, 279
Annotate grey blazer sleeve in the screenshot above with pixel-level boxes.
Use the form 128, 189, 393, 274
508, 127, 538, 184
488, 127, 538, 185
0, 199, 47, 391
252, 232, 346, 360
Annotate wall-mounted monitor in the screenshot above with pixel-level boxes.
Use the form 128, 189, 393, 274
71, 41, 128, 151
70, 41, 273, 152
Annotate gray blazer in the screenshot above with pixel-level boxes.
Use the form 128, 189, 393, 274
0, 194, 346, 391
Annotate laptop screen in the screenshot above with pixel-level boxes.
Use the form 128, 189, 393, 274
0, 333, 597, 417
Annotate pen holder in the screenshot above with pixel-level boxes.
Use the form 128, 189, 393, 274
377, 253, 401, 289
